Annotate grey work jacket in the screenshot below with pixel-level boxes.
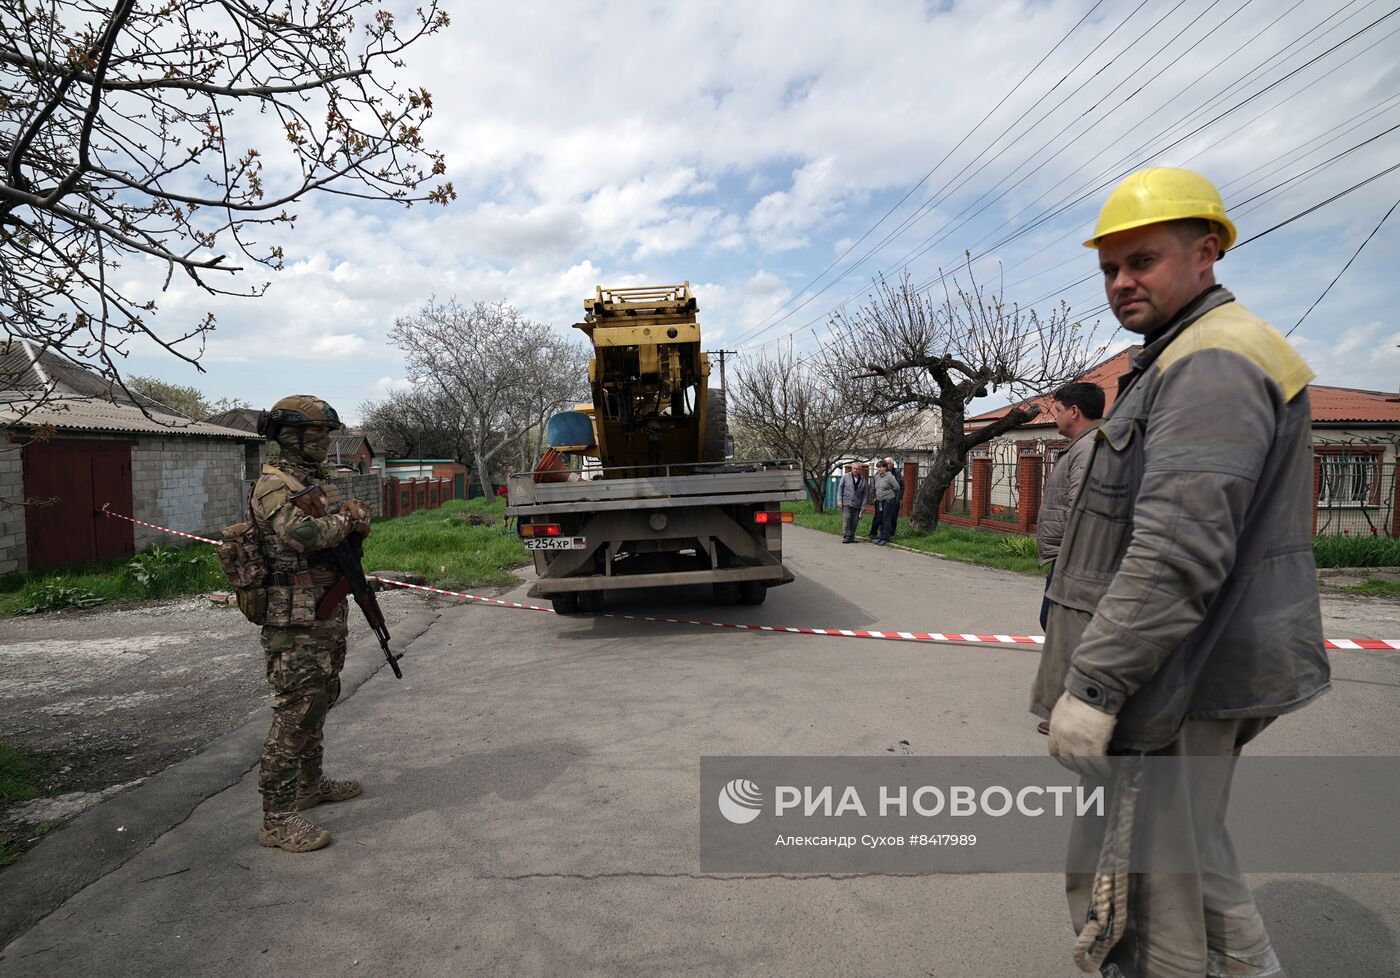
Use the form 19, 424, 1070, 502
1031, 286, 1329, 751
1035, 422, 1101, 566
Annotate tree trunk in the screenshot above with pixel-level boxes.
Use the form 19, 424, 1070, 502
907, 447, 966, 532
804, 464, 827, 513
471, 448, 493, 500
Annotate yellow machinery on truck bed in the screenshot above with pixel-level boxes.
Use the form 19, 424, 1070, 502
506, 283, 805, 613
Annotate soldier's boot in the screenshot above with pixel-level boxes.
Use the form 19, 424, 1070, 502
259, 811, 332, 853
295, 776, 363, 811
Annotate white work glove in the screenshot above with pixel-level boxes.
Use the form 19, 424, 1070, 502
1047, 691, 1116, 778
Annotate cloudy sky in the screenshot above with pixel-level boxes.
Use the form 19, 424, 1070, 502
122, 0, 1400, 422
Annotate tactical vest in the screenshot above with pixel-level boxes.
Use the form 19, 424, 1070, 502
249, 462, 344, 627
251, 462, 342, 577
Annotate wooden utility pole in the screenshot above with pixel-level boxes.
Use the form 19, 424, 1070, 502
707, 350, 737, 393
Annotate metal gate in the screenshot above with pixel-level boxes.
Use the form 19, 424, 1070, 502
23, 439, 135, 570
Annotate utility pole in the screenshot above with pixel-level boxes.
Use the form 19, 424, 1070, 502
707, 350, 737, 393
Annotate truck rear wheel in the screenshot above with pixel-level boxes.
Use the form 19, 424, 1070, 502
703, 388, 729, 463
713, 581, 739, 605
551, 592, 580, 614
739, 582, 767, 605
578, 590, 605, 613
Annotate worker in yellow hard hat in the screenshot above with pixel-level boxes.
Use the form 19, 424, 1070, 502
1032, 167, 1327, 977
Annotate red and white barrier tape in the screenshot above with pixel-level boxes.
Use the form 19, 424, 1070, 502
100, 505, 1400, 652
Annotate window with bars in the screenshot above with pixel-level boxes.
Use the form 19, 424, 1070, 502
1317, 451, 1383, 508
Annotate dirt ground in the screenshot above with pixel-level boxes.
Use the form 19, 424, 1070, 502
0, 586, 451, 862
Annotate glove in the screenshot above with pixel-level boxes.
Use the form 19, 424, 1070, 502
1047, 691, 1116, 778
340, 499, 372, 537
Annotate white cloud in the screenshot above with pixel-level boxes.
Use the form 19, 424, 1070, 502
309, 333, 368, 357
99, 0, 1400, 418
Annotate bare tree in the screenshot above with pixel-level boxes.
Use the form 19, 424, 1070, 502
824, 265, 1101, 531
1, 0, 453, 425
359, 385, 468, 461
388, 299, 587, 489
729, 346, 904, 513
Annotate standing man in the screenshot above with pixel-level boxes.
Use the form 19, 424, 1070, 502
881, 457, 904, 540
252, 395, 372, 853
1033, 168, 1328, 977
872, 461, 899, 546
1035, 383, 1105, 632
838, 462, 868, 544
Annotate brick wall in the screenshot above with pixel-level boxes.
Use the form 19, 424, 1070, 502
0, 443, 24, 575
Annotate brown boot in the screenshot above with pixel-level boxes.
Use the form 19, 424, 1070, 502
295, 776, 363, 811
259, 811, 331, 852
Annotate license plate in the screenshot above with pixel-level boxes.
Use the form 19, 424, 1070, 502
524, 536, 586, 550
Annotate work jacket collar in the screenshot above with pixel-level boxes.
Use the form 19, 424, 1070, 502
1119, 285, 1235, 396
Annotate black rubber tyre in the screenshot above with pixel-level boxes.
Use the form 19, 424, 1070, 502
703, 388, 729, 463
577, 589, 604, 613
713, 581, 740, 606
739, 581, 767, 605
551, 592, 580, 615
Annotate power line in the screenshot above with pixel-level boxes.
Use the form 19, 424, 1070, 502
732, 0, 1110, 346
1287, 195, 1400, 337
748, 1, 1391, 355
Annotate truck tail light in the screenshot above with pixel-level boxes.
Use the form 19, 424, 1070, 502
753, 511, 794, 525
521, 523, 562, 537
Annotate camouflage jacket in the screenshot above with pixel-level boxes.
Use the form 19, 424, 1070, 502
250, 460, 355, 584
1033, 286, 1329, 751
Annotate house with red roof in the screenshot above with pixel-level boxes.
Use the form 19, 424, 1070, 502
961, 347, 1400, 537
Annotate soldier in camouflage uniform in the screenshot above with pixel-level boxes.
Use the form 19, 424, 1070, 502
252, 395, 372, 852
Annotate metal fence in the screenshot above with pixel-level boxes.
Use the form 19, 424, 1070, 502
1315, 454, 1398, 538
917, 450, 1400, 539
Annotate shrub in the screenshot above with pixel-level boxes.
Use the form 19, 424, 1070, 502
17, 579, 103, 615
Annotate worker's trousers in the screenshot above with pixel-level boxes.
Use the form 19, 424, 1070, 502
1066, 717, 1283, 978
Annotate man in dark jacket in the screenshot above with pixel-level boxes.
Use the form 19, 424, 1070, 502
838, 463, 868, 543
1034, 167, 1328, 978
1035, 383, 1104, 635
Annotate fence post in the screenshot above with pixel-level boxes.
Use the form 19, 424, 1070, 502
970, 458, 991, 524
902, 461, 917, 517
1390, 460, 1400, 538
1015, 455, 1040, 534
1312, 455, 1321, 536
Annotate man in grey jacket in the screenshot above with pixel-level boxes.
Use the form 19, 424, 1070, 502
1034, 167, 1328, 978
1035, 383, 1104, 633
837, 463, 868, 544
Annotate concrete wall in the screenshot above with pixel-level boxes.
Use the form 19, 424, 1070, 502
0, 443, 25, 575
325, 472, 383, 518
131, 436, 249, 550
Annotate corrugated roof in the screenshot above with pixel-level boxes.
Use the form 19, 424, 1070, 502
1, 396, 264, 440
0, 341, 260, 441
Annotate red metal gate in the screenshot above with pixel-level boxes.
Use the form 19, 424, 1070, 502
23, 439, 135, 570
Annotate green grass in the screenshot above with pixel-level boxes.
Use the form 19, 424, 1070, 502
0, 497, 529, 616
1312, 534, 1400, 568
0, 743, 40, 805
361, 497, 527, 589
797, 502, 1400, 577
792, 500, 1043, 575
1331, 577, 1400, 596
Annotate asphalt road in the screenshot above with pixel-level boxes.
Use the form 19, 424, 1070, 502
3, 526, 1398, 977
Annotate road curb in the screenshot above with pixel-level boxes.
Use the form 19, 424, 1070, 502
0, 610, 440, 952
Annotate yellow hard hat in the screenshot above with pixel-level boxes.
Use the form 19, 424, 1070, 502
1084, 167, 1237, 252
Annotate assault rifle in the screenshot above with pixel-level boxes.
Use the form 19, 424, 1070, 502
287, 484, 403, 679
318, 533, 403, 679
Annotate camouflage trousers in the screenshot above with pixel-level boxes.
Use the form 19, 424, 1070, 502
258, 598, 348, 812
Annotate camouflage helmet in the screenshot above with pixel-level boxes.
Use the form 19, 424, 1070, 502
258, 394, 344, 440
